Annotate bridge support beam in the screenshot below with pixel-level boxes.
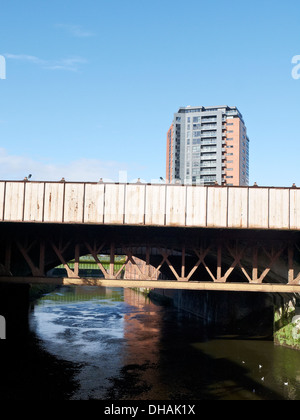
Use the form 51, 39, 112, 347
0, 277, 300, 293
0, 224, 299, 291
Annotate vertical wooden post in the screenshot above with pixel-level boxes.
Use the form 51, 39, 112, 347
217, 242, 222, 281
110, 242, 115, 278
39, 240, 45, 276
252, 245, 258, 283
74, 243, 80, 278
181, 245, 186, 280
288, 243, 294, 284
146, 246, 150, 278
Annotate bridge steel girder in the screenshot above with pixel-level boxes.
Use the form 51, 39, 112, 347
0, 222, 299, 292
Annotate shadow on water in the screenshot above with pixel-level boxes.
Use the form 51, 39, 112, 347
104, 306, 287, 401
0, 285, 82, 400
0, 331, 82, 400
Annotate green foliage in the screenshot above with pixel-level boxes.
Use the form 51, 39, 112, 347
274, 300, 300, 350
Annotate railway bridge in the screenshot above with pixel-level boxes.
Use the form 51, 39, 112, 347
0, 180, 299, 293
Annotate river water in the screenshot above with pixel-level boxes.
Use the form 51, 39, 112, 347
1, 286, 300, 400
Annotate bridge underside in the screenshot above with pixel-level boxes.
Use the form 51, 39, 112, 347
0, 222, 299, 293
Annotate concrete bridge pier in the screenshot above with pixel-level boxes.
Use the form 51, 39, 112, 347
151, 289, 275, 337
150, 288, 300, 349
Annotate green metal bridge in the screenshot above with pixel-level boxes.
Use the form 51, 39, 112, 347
51, 255, 126, 278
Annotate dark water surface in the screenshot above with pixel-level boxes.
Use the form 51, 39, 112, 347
1, 286, 300, 400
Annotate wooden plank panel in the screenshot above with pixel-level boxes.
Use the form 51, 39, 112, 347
207, 187, 228, 227
0, 182, 5, 221
227, 188, 248, 228
125, 184, 145, 225
248, 188, 269, 229
186, 186, 207, 227
269, 189, 289, 229
165, 185, 186, 226
24, 182, 45, 222
290, 189, 300, 230
43, 183, 64, 222
84, 183, 105, 223
64, 183, 84, 223
104, 184, 125, 224
145, 185, 166, 226
4, 182, 24, 221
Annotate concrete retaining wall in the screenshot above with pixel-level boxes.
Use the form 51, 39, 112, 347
150, 289, 300, 349
150, 288, 275, 337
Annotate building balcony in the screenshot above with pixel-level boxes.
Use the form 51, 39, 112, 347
201, 124, 217, 130
200, 169, 217, 175
201, 132, 217, 137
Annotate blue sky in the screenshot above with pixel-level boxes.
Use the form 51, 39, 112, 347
0, 0, 300, 186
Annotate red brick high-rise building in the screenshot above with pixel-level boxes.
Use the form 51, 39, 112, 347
166, 105, 249, 186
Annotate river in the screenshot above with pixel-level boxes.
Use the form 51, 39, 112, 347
0, 286, 300, 400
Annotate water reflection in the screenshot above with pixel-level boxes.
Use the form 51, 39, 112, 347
29, 286, 300, 400
30, 287, 128, 399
